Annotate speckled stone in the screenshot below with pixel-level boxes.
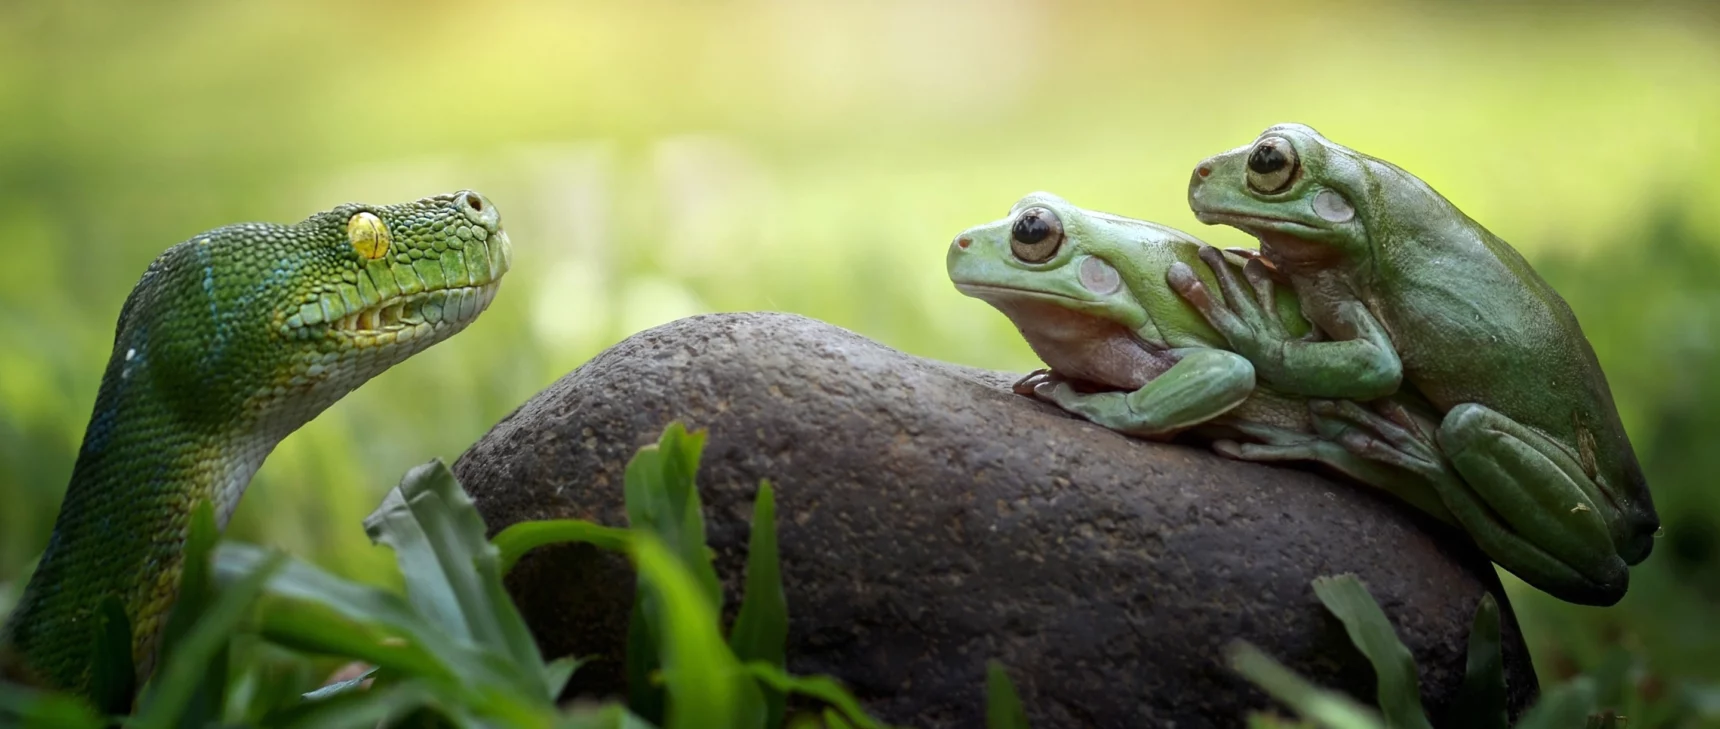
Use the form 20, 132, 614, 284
453, 312, 1537, 728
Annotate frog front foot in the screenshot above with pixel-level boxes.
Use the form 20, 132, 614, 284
1029, 348, 1256, 440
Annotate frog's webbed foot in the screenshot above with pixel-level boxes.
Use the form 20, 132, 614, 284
1308, 399, 1446, 481
1214, 399, 1457, 526
1436, 403, 1630, 605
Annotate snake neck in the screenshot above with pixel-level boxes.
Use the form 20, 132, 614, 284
1, 336, 285, 693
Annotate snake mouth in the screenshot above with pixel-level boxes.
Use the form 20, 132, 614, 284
330, 282, 502, 338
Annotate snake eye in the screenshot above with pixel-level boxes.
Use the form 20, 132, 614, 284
1010, 207, 1064, 263
347, 211, 392, 260
1246, 137, 1298, 194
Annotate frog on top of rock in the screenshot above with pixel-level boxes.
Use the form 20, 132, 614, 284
947, 192, 1461, 525
1171, 123, 1657, 606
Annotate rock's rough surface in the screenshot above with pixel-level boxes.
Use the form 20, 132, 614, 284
454, 312, 1537, 728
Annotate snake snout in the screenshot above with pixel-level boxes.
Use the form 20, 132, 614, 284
458, 190, 500, 232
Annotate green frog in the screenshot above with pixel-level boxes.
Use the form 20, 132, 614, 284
1173, 123, 1657, 605
947, 192, 1455, 526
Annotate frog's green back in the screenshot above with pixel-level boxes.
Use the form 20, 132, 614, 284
1352, 154, 1656, 561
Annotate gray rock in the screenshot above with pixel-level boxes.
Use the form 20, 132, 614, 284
453, 312, 1537, 728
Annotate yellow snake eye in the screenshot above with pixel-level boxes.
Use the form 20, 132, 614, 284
347, 211, 392, 260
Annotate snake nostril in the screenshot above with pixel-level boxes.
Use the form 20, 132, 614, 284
464, 192, 484, 213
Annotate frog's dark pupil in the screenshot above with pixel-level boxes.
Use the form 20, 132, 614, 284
1248, 144, 1288, 174
1013, 214, 1051, 245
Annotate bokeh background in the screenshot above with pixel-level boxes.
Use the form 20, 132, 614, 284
1, 0, 1717, 720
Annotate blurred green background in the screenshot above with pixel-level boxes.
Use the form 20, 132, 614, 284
0, 0, 1716, 718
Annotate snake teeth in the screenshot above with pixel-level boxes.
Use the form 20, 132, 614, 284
328, 283, 499, 335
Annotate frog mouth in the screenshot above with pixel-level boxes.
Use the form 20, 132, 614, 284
952, 282, 1091, 305
1192, 210, 1325, 235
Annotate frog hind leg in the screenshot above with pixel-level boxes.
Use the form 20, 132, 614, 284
1034, 348, 1255, 439
1436, 403, 1629, 605
1216, 401, 1456, 525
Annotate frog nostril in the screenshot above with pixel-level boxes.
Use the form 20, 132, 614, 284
1197, 165, 1212, 179
956, 236, 972, 250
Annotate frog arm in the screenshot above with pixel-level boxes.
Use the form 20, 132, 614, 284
1167, 249, 1400, 400
1032, 348, 1255, 438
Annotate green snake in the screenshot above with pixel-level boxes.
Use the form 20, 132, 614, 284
0, 191, 511, 697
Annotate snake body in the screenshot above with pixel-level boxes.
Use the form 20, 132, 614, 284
0, 190, 511, 696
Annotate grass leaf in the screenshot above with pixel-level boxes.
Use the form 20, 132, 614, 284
364, 459, 546, 692
254, 598, 450, 683
745, 661, 887, 729
554, 702, 660, 729
0, 681, 106, 729
631, 532, 765, 729
1513, 677, 1597, 729
623, 423, 722, 722
259, 679, 442, 729
625, 423, 723, 611
729, 480, 788, 727
493, 520, 632, 576
1226, 641, 1385, 729
85, 594, 136, 717
543, 655, 584, 701
1310, 575, 1432, 729
985, 661, 1030, 729
1446, 594, 1506, 729
129, 550, 284, 729
151, 499, 224, 725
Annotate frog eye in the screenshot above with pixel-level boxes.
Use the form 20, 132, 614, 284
347, 211, 392, 260
1245, 137, 1298, 194
1010, 207, 1064, 263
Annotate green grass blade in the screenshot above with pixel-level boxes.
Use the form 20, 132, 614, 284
213, 544, 519, 702
555, 702, 660, 729
625, 598, 665, 723
1446, 594, 1506, 729
493, 520, 633, 576
129, 550, 285, 729
1226, 641, 1385, 729
0, 681, 106, 729
625, 423, 723, 611
363, 483, 468, 643
260, 679, 442, 729
85, 594, 136, 717
728, 481, 787, 728
1586, 709, 1626, 728
623, 440, 670, 723
1513, 677, 1597, 729
364, 459, 546, 691
744, 662, 887, 729
622, 423, 723, 722
253, 598, 450, 683
631, 532, 765, 729
985, 661, 1030, 729
1247, 714, 1319, 728
299, 666, 376, 701
1310, 575, 1432, 729
152, 499, 224, 726
543, 656, 584, 701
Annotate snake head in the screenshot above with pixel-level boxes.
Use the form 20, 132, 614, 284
107, 190, 511, 443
